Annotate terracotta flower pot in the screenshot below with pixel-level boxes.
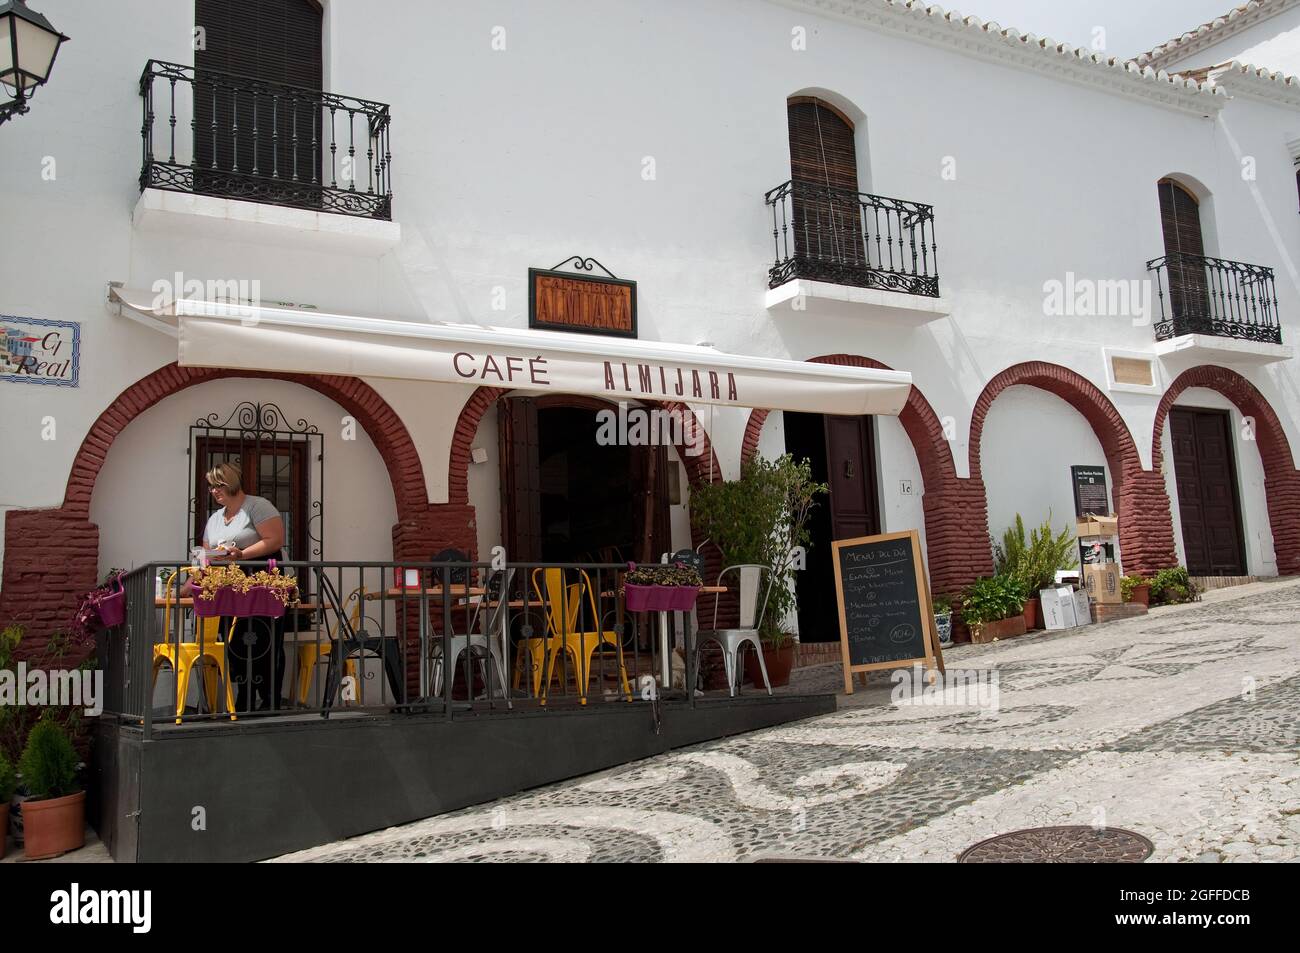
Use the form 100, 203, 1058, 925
744, 642, 795, 689
1128, 584, 1151, 607
1022, 597, 1041, 631
20, 790, 85, 860
970, 614, 1027, 644
0, 803, 8, 861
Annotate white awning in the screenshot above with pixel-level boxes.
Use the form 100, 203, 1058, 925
108, 285, 912, 416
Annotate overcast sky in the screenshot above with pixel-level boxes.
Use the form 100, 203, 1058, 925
950, 0, 1236, 58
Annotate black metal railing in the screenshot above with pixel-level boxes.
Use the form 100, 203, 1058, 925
765, 179, 939, 297
139, 60, 392, 220
1146, 251, 1281, 344
101, 560, 747, 737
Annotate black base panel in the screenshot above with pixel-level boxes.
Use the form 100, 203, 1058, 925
92, 694, 835, 862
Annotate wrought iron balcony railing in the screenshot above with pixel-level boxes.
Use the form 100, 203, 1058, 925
765, 179, 939, 297
1146, 251, 1281, 344
139, 60, 392, 220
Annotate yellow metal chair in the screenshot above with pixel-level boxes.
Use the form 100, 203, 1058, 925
516, 568, 631, 704
151, 568, 237, 724
295, 586, 361, 706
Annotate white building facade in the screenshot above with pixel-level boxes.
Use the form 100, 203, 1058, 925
3, 0, 1300, 647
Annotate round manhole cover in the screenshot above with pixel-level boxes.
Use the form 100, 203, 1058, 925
958, 826, 1154, 863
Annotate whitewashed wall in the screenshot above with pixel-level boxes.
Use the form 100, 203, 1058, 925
2, 0, 1300, 588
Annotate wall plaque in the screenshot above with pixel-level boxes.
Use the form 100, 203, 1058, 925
529, 257, 636, 338
1, 316, 80, 387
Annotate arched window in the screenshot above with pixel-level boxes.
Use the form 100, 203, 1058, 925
1157, 178, 1209, 323
785, 97, 865, 277
195, 0, 324, 185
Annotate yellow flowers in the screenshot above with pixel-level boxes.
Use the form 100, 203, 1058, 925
194, 564, 299, 606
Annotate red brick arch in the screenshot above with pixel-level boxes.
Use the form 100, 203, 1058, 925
740, 354, 989, 596
969, 361, 1177, 575
0, 363, 454, 646
1153, 365, 1300, 575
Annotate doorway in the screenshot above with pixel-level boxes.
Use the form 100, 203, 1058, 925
499, 397, 671, 566
784, 412, 880, 642
1170, 407, 1247, 576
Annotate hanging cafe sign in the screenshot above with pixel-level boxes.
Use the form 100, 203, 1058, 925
529, 256, 637, 338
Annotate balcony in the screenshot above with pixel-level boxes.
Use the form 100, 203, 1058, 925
764, 179, 945, 321
138, 60, 393, 223
1146, 252, 1290, 363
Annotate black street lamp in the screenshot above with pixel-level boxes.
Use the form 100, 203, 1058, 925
0, 0, 68, 127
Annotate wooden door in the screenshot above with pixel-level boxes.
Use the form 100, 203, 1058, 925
824, 416, 880, 542
1157, 179, 1209, 323
498, 396, 542, 564
630, 443, 671, 565
787, 98, 864, 273
1170, 407, 1247, 575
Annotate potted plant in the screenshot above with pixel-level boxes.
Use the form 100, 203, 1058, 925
994, 514, 1077, 630
933, 595, 953, 646
1121, 574, 1151, 606
691, 454, 827, 689
1148, 566, 1198, 606
192, 562, 299, 618
623, 563, 703, 612
70, 568, 129, 641
17, 717, 84, 860
0, 750, 14, 860
960, 574, 1028, 644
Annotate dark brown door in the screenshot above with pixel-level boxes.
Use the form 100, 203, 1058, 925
1170, 407, 1246, 575
1157, 179, 1209, 324
787, 98, 865, 273
498, 396, 542, 564
824, 416, 880, 542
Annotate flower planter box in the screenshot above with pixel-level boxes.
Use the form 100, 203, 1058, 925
193, 586, 294, 619
1126, 584, 1151, 607
624, 583, 700, 612
970, 614, 1027, 644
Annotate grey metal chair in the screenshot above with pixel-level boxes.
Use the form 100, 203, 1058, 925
431, 566, 514, 705
693, 564, 777, 697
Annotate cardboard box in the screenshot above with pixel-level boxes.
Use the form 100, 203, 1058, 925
1039, 586, 1079, 630
1076, 514, 1119, 538
1083, 564, 1123, 604
1073, 588, 1093, 625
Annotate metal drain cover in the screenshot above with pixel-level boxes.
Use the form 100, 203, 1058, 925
958, 826, 1154, 863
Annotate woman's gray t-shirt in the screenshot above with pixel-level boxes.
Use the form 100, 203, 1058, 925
204, 495, 280, 551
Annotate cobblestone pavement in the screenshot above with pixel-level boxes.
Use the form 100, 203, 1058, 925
276, 579, 1300, 863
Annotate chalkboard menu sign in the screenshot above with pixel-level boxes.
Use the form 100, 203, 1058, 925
1071, 465, 1109, 518
831, 530, 943, 693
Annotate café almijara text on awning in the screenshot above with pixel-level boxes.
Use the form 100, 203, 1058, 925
108, 286, 912, 416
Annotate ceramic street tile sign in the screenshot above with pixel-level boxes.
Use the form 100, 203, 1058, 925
0, 316, 80, 387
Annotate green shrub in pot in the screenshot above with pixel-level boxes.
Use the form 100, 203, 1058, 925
18, 718, 79, 802
1148, 566, 1198, 606
960, 574, 1029, 627
993, 513, 1078, 594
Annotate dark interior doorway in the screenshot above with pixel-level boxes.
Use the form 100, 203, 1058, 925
1170, 406, 1247, 576
499, 397, 671, 566
784, 411, 881, 642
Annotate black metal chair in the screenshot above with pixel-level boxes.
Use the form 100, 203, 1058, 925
430, 548, 469, 585
315, 570, 404, 717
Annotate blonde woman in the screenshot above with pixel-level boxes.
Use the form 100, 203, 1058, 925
199, 462, 288, 713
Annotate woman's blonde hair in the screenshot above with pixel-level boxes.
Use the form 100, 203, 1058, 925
205, 462, 243, 494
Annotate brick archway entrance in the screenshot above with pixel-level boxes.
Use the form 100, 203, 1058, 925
741, 354, 988, 596
969, 361, 1177, 576
1153, 365, 1300, 575
0, 363, 446, 650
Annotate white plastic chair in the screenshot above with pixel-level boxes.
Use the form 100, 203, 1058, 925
694, 564, 777, 697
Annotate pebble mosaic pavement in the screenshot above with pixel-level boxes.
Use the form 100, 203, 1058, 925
275, 579, 1300, 863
